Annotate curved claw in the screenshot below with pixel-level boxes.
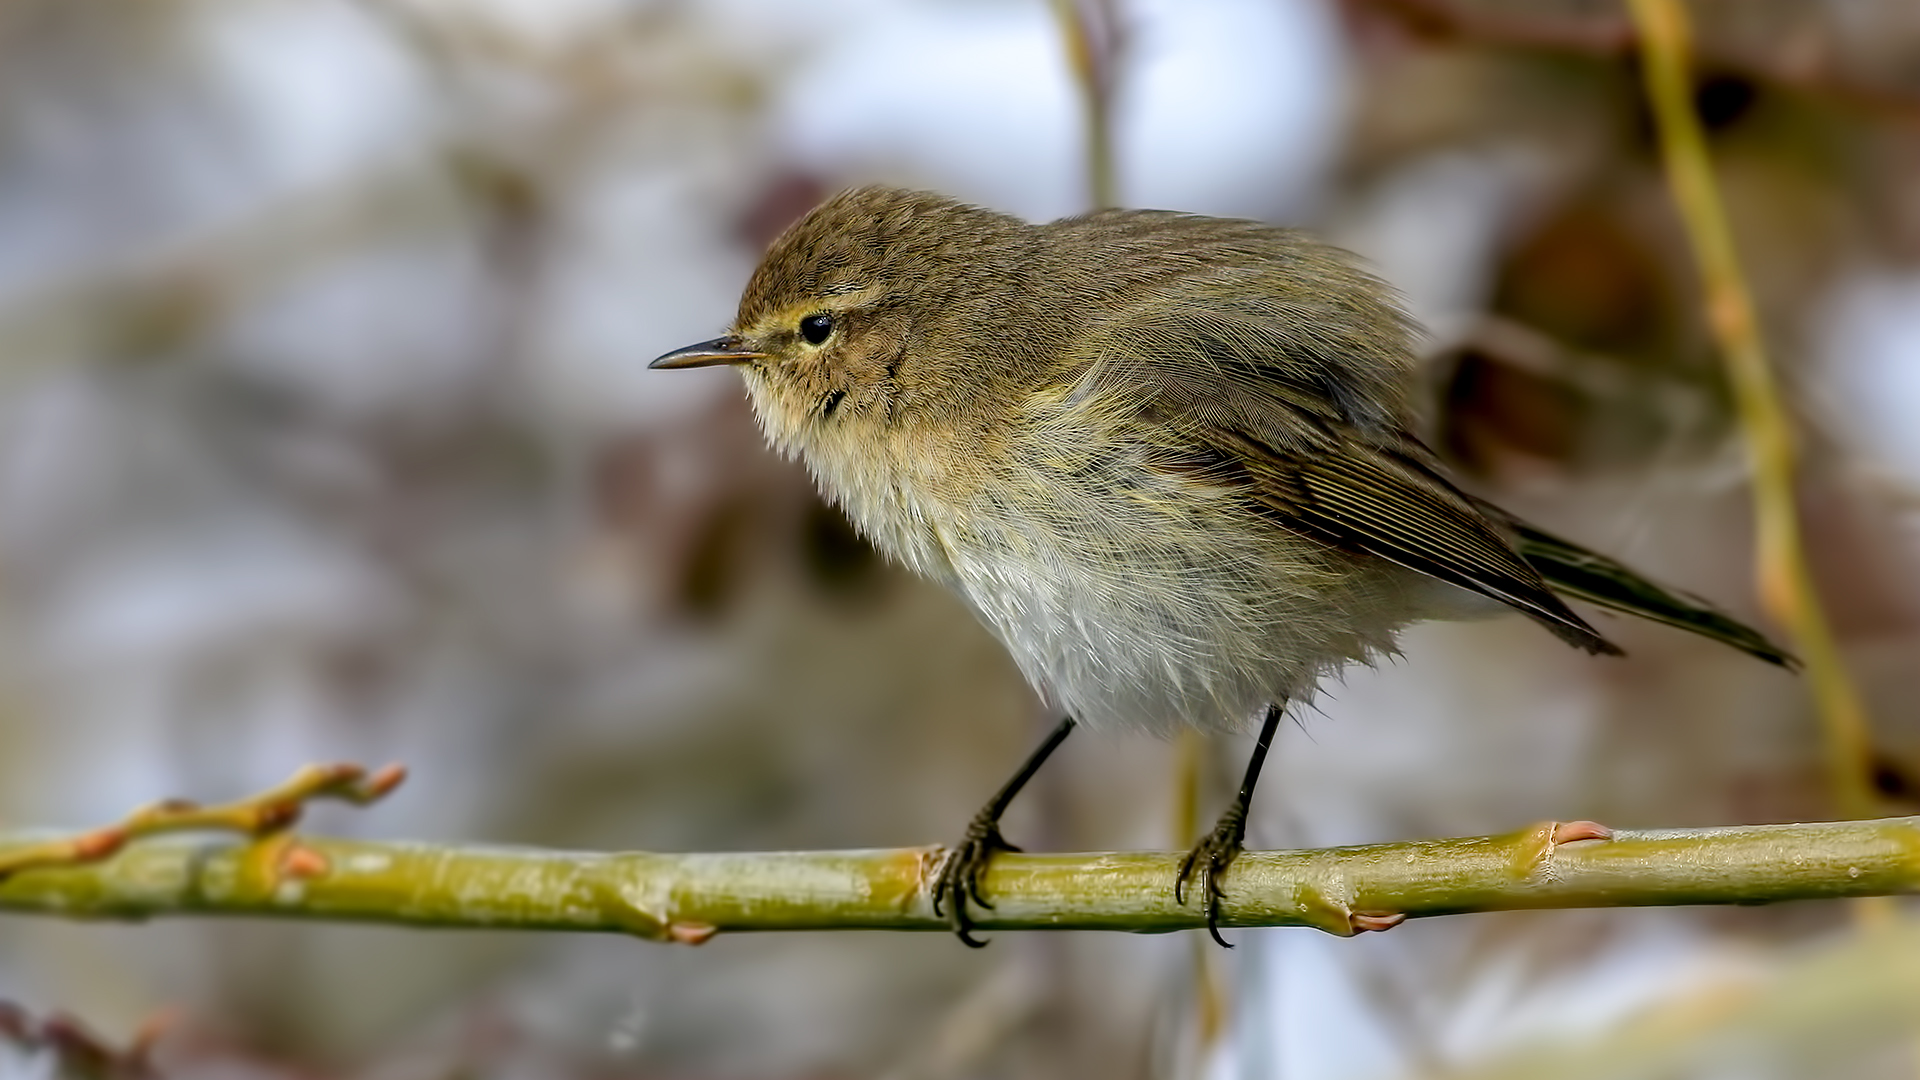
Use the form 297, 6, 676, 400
1176, 823, 1244, 949
931, 820, 1019, 948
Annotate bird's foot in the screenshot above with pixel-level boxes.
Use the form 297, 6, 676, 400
931, 812, 1021, 948
1176, 806, 1247, 948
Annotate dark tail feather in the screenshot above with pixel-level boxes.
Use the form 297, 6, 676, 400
1504, 519, 1798, 670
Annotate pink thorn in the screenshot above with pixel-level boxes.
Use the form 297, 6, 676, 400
1350, 912, 1407, 934
667, 922, 718, 945
71, 830, 126, 860
279, 845, 331, 878
1552, 820, 1614, 845
364, 763, 408, 798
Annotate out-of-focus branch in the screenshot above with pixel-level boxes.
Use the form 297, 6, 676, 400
1447, 919, 1920, 1080
1353, 0, 1920, 122
0, 1000, 163, 1080
1628, 0, 1878, 823
2, 818, 1916, 940
0, 763, 405, 878
1051, 0, 1125, 209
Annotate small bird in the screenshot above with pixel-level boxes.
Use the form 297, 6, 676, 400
651, 186, 1793, 947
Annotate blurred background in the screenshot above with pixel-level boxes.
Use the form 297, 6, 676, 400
0, 0, 1918, 1076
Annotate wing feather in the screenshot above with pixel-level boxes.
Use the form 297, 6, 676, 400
1208, 426, 1622, 654
1053, 233, 1774, 665
1482, 507, 1796, 668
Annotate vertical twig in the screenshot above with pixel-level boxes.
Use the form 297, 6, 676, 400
1626, 0, 1878, 823
1174, 728, 1229, 1051
1050, 0, 1124, 209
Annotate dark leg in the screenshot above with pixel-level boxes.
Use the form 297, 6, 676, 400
1177, 702, 1284, 949
932, 715, 1076, 947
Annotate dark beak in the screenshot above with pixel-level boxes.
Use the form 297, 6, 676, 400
649, 336, 769, 370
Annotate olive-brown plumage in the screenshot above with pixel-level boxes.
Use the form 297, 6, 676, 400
652, 185, 1792, 946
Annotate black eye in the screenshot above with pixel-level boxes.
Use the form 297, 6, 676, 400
799, 314, 834, 345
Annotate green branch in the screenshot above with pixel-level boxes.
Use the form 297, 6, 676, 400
3, 818, 1916, 941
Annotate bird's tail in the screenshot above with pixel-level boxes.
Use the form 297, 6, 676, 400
1499, 516, 1797, 669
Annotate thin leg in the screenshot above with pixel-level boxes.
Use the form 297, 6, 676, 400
931, 715, 1076, 947
1177, 702, 1284, 948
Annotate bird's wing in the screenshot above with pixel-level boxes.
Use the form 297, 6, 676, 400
1068, 250, 1786, 667
1088, 294, 1620, 655
1203, 425, 1623, 655
1473, 502, 1797, 668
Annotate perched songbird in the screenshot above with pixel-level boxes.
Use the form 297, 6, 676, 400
651, 186, 1793, 946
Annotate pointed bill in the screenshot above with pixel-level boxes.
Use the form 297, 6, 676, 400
649, 337, 769, 369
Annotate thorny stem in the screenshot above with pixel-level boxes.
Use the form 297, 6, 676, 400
1, 817, 1916, 940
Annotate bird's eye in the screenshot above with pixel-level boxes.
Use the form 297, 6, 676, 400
799, 314, 834, 345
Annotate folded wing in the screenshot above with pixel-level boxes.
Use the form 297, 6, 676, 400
1082, 268, 1787, 665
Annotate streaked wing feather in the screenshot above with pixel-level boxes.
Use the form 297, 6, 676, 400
1491, 512, 1798, 669
1212, 427, 1622, 655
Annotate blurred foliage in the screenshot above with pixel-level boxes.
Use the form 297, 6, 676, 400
0, 0, 1915, 1077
